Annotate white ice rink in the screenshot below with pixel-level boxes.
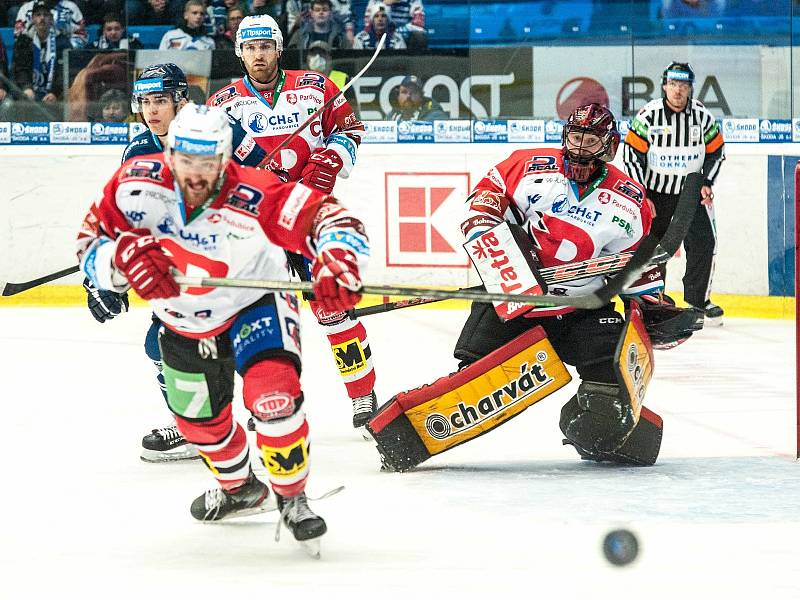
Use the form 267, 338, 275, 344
1, 305, 798, 599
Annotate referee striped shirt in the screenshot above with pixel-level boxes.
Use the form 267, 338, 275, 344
622, 98, 725, 195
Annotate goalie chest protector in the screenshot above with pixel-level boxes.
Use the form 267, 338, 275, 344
367, 326, 572, 471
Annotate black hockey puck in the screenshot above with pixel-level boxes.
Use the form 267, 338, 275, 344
602, 529, 639, 566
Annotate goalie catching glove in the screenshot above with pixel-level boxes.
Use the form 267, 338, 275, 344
300, 148, 344, 194
311, 248, 362, 312
113, 229, 180, 300
633, 295, 704, 350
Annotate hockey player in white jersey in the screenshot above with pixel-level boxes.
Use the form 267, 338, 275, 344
209, 15, 379, 434
78, 104, 369, 554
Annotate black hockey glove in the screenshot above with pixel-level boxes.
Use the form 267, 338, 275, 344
83, 277, 129, 323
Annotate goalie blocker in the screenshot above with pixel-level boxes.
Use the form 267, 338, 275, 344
367, 304, 664, 471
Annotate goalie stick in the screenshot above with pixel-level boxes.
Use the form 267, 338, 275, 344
172, 173, 699, 309
347, 249, 653, 318
1, 264, 80, 297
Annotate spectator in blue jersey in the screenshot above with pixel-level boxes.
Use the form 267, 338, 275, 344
84, 62, 270, 464
353, 0, 405, 49
159, 0, 216, 50
12, 0, 70, 108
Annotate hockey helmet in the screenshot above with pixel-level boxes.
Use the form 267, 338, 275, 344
661, 62, 695, 87
561, 103, 620, 183
235, 14, 284, 57
131, 63, 188, 113
166, 103, 232, 163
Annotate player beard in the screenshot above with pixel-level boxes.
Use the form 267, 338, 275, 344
247, 61, 279, 86
179, 176, 215, 209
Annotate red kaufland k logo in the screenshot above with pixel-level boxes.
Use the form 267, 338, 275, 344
385, 172, 470, 267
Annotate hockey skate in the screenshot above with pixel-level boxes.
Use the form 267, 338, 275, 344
275, 492, 328, 559
140, 423, 200, 463
702, 302, 724, 326
190, 474, 276, 522
352, 391, 378, 439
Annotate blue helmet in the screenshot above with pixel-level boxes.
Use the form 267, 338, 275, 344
131, 63, 189, 113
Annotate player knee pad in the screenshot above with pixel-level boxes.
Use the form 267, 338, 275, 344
175, 404, 234, 445
242, 358, 303, 422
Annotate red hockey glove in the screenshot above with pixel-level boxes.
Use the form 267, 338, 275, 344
311, 248, 362, 312
113, 230, 180, 300
300, 148, 344, 194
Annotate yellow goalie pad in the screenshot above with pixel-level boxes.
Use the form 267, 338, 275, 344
614, 303, 655, 420
368, 327, 571, 467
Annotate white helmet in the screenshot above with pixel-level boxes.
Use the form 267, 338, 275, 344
235, 14, 283, 57
166, 103, 232, 162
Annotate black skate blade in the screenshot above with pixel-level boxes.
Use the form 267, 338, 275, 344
299, 538, 321, 559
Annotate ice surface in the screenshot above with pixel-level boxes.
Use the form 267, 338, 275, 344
0, 307, 797, 598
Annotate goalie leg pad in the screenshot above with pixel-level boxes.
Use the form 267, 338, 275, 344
369, 326, 572, 471
559, 381, 636, 455
559, 386, 663, 466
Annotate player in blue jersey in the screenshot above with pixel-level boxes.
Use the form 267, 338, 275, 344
83, 63, 268, 462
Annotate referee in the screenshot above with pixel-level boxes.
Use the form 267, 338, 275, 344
623, 62, 725, 323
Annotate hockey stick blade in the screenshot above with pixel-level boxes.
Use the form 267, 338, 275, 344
2, 264, 80, 296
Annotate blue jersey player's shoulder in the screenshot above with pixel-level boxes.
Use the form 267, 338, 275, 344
121, 130, 162, 164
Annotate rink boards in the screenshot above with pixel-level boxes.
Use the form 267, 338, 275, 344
0, 142, 796, 317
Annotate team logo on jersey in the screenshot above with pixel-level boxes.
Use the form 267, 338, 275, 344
225, 183, 264, 216
211, 86, 239, 106
598, 191, 611, 204
157, 215, 177, 235
550, 194, 570, 214
125, 210, 146, 223
297, 72, 325, 90
121, 159, 164, 183
612, 179, 643, 206
285, 92, 297, 104
524, 155, 558, 173
248, 113, 267, 133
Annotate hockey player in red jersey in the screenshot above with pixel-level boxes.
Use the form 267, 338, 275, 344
208, 14, 378, 432
369, 104, 701, 472
77, 104, 369, 554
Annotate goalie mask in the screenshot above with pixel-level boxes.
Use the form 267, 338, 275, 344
561, 103, 620, 184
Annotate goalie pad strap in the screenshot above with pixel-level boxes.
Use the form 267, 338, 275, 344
368, 326, 572, 471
